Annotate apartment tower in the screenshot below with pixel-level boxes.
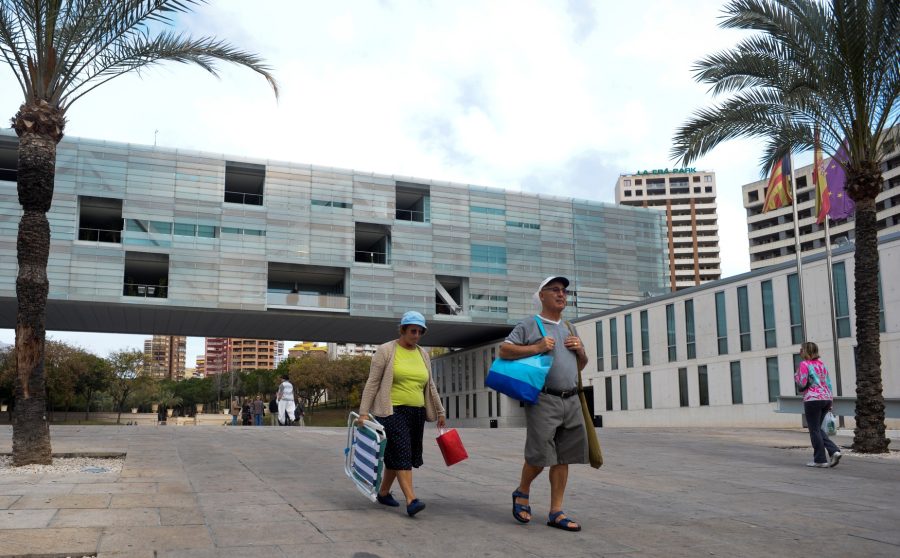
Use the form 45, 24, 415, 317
142, 335, 187, 380
616, 168, 721, 291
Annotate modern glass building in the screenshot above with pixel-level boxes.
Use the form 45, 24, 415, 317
0, 131, 669, 346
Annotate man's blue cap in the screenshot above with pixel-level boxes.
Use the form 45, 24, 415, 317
400, 310, 427, 330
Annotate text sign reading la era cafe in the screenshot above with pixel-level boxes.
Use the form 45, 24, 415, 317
635, 167, 697, 175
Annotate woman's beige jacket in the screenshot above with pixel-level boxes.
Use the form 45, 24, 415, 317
358, 340, 445, 421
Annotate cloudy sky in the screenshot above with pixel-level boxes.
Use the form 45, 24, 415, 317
1, 0, 797, 363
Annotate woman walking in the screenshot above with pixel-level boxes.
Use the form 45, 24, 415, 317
794, 342, 841, 468
358, 311, 446, 516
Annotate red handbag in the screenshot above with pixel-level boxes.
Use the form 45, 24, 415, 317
436, 427, 468, 466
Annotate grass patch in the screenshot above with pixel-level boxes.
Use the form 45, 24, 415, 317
305, 406, 354, 427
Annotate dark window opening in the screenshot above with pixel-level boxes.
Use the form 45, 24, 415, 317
355, 223, 391, 264
224, 161, 265, 205
0, 135, 17, 182
396, 181, 430, 222
78, 196, 123, 243
266, 263, 346, 308
123, 252, 169, 298
436, 275, 466, 315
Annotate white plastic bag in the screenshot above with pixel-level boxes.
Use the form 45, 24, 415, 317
821, 411, 837, 436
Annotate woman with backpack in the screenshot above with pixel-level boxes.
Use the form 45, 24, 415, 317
794, 341, 841, 468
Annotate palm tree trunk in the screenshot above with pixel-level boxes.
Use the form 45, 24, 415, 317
851, 186, 890, 453
10, 101, 65, 466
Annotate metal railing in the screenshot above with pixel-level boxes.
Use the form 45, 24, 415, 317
396, 208, 429, 222
123, 283, 168, 298
354, 250, 390, 265
224, 190, 263, 206
78, 227, 122, 243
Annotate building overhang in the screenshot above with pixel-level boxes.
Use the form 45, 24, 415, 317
0, 297, 513, 348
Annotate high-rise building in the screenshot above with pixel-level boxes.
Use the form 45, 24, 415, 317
327, 343, 378, 360
288, 341, 328, 360
142, 335, 187, 380
204, 338, 229, 376
203, 338, 282, 374
743, 128, 900, 270
616, 168, 721, 291
195, 356, 205, 377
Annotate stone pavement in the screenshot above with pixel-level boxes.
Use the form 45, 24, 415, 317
1, 424, 898, 558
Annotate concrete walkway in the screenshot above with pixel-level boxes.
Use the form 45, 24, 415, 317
1, 425, 898, 558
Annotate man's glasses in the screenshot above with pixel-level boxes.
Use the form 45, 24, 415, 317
541, 287, 572, 296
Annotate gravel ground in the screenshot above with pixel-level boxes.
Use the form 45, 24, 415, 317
0, 455, 123, 475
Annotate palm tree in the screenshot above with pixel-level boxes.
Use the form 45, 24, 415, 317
0, 0, 277, 465
672, 0, 898, 453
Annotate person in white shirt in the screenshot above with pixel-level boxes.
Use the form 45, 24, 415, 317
276, 374, 296, 426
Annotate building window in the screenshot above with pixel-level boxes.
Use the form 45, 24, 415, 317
678, 367, 689, 407
471, 244, 507, 275
224, 161, 265, 205
355, 223, 391, 264
878, 270, 886, 333
730, 361, 743, 404
832, 262, 851, 337
624, 314, 634, 368
603, 376, 612, 411
624, 179, 632, 187
624, 190, 632, 197
619, 375, 628, 411
643, 372, 652, 409
666, 304, 676, 362
488, 391, 493, 417
455, 396, 460, 418
610, 317, 619, 369
78, 196, 123, 243
684, 299, 696, 359
793, 353, 802, 395
595, 321, 604, 371
716, 291, 728, 354
497, 391, 501, 417
762, 280, 777, 348
465, 394, 470, 418
396, 181, 430, 222
737, 285, 751, 351
787, 273, 804, 344
698, 365, 709, 406
640, 310, 650, 365
123, 252, 169, 298
704, 176, 712, 182
766, 357, 780, 403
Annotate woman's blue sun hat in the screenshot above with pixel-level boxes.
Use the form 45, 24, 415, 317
400, 311, 427, 330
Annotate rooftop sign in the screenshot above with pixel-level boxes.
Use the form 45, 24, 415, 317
634, 168, 696, 175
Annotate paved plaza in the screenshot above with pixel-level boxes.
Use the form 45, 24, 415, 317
1, 424, 898, 557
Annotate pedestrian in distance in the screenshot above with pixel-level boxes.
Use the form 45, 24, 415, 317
357, 311, 446, 517
251, 395, 265, 426
241, 400, 252, 426
269, 394, 279, 426
230, 399, 240, 426
295, 399, 305, 426
501, 276, 588, 532
277, 374, 295, 426
795, 341, 842, 468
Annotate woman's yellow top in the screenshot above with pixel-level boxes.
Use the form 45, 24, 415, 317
390, 345, 428, 407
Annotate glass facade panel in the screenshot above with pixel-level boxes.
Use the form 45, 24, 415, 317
698, 365, 709, 406
173, 223, 195, 236
605, 377, 613, 411
793, 353, 802, 395
640, 310, 650, 365
619, 375, 628, 410
643, 372, 652, 409
666, 304, 676, 362
762, 280, 776, 348
766, 356, 780, 403
624, 314, 634, 368
678, 367, 689, 407
788, 273, 804, 344
737, 285, 751, 351
471, 244, 507, 275
878, 270, 886, 333
610, 317, 618, 370
684, 300, 696, 359
716, 291, 728, 354
730, 361, 743, 404
832, 262, 851, 337
595, 321, 604, 371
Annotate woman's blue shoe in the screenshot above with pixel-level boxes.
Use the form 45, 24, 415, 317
376, 492, 400, 507
407, 498, 426, 516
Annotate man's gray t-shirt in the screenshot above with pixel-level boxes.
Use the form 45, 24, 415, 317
505, 315, 579, 391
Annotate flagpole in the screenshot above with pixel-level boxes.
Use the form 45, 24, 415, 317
787, 151, 807, 334
822, 214, 843, 398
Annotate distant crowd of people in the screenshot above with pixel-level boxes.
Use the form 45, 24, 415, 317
229, 377, 305, 427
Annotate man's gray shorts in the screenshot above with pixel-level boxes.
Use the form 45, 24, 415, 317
524, 391, 588, 467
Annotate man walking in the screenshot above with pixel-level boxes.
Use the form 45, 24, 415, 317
500, 276, 588, 532
251, 395, 265, 426
276, 374, 296, 426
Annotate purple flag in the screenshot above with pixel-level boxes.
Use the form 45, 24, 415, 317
825, 144, 855, 220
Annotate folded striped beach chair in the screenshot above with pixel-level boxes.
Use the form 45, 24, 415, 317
344, 412, 387, 502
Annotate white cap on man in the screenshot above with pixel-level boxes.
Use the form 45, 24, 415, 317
533, 275, 570, 309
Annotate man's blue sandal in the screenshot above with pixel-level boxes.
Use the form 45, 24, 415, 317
547, 511, 581, 532
512, 490, 531, 523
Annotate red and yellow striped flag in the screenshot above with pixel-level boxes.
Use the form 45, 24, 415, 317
762, 156, 793, 212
